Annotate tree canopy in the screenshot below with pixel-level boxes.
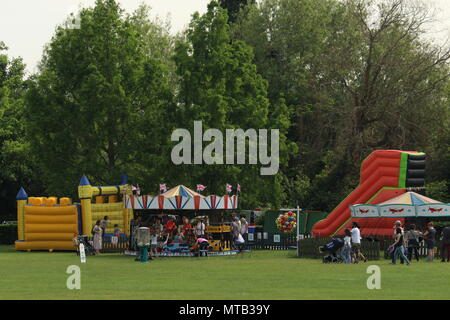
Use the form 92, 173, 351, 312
0, 0, 449, 220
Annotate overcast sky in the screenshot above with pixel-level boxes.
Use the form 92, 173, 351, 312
1, 0, 450, 74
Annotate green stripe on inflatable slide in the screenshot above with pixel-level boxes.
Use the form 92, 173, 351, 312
398, 152, 408, 188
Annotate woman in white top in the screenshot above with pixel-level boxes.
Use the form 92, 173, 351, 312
240, 217, 248, 242
92, 220, 102, 255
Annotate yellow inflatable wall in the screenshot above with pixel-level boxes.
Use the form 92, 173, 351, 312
78, 175, 133, 235
91, 201, 126, 233
15, 197, 78, 251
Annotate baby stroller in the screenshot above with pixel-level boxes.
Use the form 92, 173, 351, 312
74, 235, 96, 256
319, 238, 344, 263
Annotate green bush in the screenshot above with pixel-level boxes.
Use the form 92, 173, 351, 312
0, 224, 17, 245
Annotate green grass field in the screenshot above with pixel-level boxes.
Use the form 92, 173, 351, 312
0, 245, 449, 300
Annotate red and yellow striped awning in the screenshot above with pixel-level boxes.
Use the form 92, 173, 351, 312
161, 185, 205, 198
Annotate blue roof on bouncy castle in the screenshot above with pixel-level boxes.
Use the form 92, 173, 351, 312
79, 175, 91, 186
16, 187, 28, 200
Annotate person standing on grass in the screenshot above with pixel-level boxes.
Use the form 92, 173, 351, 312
130, 216, 141, 251
240, 216, 249, 243
100, 216, 109, 237
150, 229, 158, 259
391, 221, 405, 264
342, 228, 352, 264
231, 217, 241, 250
351, 222, 367, 263
405, 224, 421, 262
92, 220, 102, 255
440, 225, 450, 262
195, 218, 206, 237
423, 222, 436, 262
390, 226, 410, 265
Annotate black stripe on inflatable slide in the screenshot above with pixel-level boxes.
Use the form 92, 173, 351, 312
407, 169, 425, 178
405, 178, 425, 187
407, 160, 426, 169
406, 154, 426, 188
408, 154, 426, 161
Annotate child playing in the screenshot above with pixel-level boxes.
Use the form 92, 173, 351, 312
114, 224, 121, 237
150, 230, 158, 258
342, 229, 352, 264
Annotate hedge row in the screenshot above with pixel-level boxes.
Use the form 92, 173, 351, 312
0, 224, 17, 245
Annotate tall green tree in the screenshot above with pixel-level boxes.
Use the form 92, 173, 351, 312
235, 0, 340, 207
172, 1, 294, 208
236, 0, 450, 210
26, 0, 173, 196
0, 42, 39, 219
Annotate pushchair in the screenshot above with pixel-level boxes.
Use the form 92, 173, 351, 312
74, 235, 96, 256
319, 238, 344, 263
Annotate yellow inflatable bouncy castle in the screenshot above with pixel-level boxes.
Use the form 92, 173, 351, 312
78, 174, 132, 236
15, 175, 133, 251
15, 189, 80, 251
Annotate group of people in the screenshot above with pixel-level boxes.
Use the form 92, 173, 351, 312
388, 221, 450, 265
129, 213, 250, 258
91, 216, 121, 255
339, 220, 450, 265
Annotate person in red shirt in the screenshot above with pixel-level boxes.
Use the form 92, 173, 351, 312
165, 216, 177, 236
181, 216, 193, 237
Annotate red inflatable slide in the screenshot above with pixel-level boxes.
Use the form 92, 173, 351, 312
312, 150, 425, 237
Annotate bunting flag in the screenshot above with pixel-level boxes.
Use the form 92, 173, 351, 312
226, 183, 232, 194
237, 184, 241, 193
197, 184, 207, 192
159, 183, 167, 193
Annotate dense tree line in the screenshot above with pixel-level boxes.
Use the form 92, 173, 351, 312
0, 0, 449, 220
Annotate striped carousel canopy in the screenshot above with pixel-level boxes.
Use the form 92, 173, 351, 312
351, 191, 450, 218
161, 185, 204, 198
124, 185, 238, 210
378, 192, 441, 205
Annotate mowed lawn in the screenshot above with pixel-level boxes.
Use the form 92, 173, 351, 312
0, 245, 449, 300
